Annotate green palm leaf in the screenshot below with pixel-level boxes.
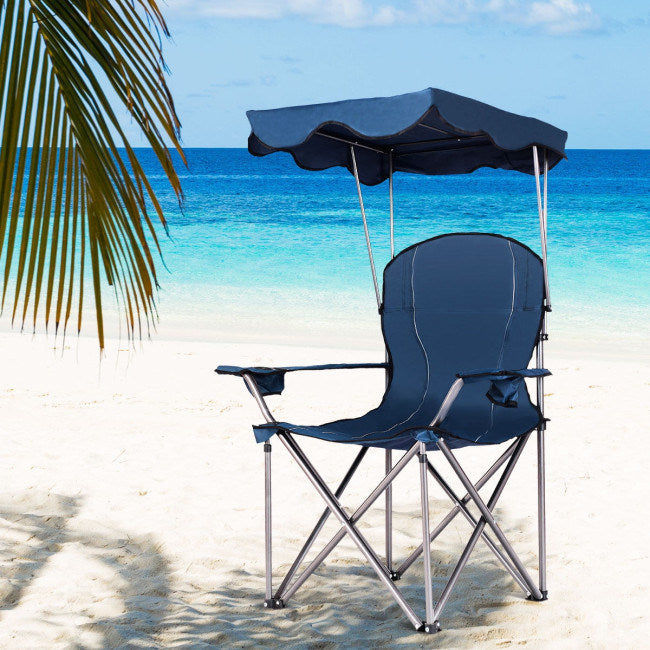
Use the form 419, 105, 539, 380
0, 0, 184, 348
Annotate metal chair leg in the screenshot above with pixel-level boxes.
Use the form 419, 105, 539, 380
537, 427, 548, 599
263, 442, 282, 608
437, 436, 544, 602
274, 446, 368, 599
432, 434, 531, 620
386, 449, 393, 574
279, 432, 423, 630
426, 460, 530, 594
419, 442, 439, 633
262, 432, 544, 632
395, 438, 519, 577
279, 442, 418, 604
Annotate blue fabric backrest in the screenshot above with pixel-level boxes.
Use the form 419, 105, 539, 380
381, 233, 544, 442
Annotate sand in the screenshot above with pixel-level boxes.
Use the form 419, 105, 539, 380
0, 329, 648, 648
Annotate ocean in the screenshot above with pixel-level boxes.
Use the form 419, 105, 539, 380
2, 149, 649, 350
139, 148, 649, 350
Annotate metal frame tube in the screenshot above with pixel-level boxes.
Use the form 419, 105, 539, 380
350, 146, 381, 309
281, 441, 420, 602
537, 428, 547, 595
532, 145, 551, 309
389, 150, 394, 259
536, 309, 548, 596
539, 149, 549, 596
431, 378, 464, 428
385, 449, 393, 572
544, 148, 548, 240
264, 442, 273, 601
419, 443, 435, 625
315, 130, 386, 154
437, 437, 543, 601
278, 432, 422, 629
242, 373, 275, 423
426, 460, 529, 594
432, 434, 531, 620
395, 437, 519, 575
533, 146, 549, 597
275, 446, 368, 598
385, 137, 395, 556
383, 197, 393, 573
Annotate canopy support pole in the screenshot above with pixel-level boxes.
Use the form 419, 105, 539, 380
389, 150, 395, 259
532, 146, 551, 309
350, 146, 381, 309
384, 151, 395, 571
532, 145, 549, 601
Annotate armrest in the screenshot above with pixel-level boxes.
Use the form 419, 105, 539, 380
456, 368, 550, 380
456, 368, 551, 408
215, 362, 388, 397
413, 367, 551, 443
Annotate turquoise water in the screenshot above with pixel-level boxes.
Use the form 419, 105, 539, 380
138, 149, 649, 347
3, 148, 648, 348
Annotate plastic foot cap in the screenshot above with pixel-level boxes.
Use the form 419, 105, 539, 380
526, 590, 548, 602
263, 598, 285, 609
418, 621, 441, 634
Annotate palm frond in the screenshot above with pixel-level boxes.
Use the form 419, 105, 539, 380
0, 0, 184, 348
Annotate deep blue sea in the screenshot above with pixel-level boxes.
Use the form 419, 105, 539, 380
135, 148, 648, 349
5, 149, 645, 348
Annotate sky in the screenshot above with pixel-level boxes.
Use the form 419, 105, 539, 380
135, 0, 650, 148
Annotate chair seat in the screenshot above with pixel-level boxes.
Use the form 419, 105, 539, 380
255, 388, 543, 450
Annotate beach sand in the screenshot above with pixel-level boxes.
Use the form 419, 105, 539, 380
0, 329, 648, 648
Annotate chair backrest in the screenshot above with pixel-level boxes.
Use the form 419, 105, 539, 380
381, 233, 545, 441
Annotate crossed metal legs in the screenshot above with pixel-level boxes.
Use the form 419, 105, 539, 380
262, 431, 546, 631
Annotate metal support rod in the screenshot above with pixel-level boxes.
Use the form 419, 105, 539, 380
543, 149, 550, 308
242, 373, 275, 423
535, 146, 549, 596
532, 146, 551, 309
389, 150, 394, 259
431, 378, 464, 428
281, 441, 420, 602
315, 128, 486, 153
536, 320, 545, 410
264, 442, 273, 601
395, 437, 519, 576
350, 146, 381, 309
544, 147, 548, 237
536, 308, 547, 594
432, 435, 531, 620
385, 449, 393, 571
426, 460, 529, 594
315, 130, 387, 154
419, 443, 435, 625
537, 428, 547, 594
275, 446, 368, 598
278, 433, 422, 629
437, 437, 543, 601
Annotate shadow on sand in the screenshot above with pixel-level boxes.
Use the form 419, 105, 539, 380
0, 493, 534, 647
0, 492, 170, 646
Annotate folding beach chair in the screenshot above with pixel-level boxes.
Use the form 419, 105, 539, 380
218, 232, 549, 631
217, 89, 566, 633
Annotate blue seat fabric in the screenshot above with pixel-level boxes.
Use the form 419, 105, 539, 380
256, 233, 545, 450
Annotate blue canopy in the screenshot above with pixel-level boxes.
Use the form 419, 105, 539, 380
247, 88, 567, 185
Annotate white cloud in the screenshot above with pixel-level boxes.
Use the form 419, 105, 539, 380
527, 0, 601, 35
170, 0, 601, 34
170, 0, 397, 26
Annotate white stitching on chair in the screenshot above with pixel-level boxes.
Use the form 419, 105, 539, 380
498, 241, 517, 367
474, 240, 517, 443
340, 245, 429, 441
